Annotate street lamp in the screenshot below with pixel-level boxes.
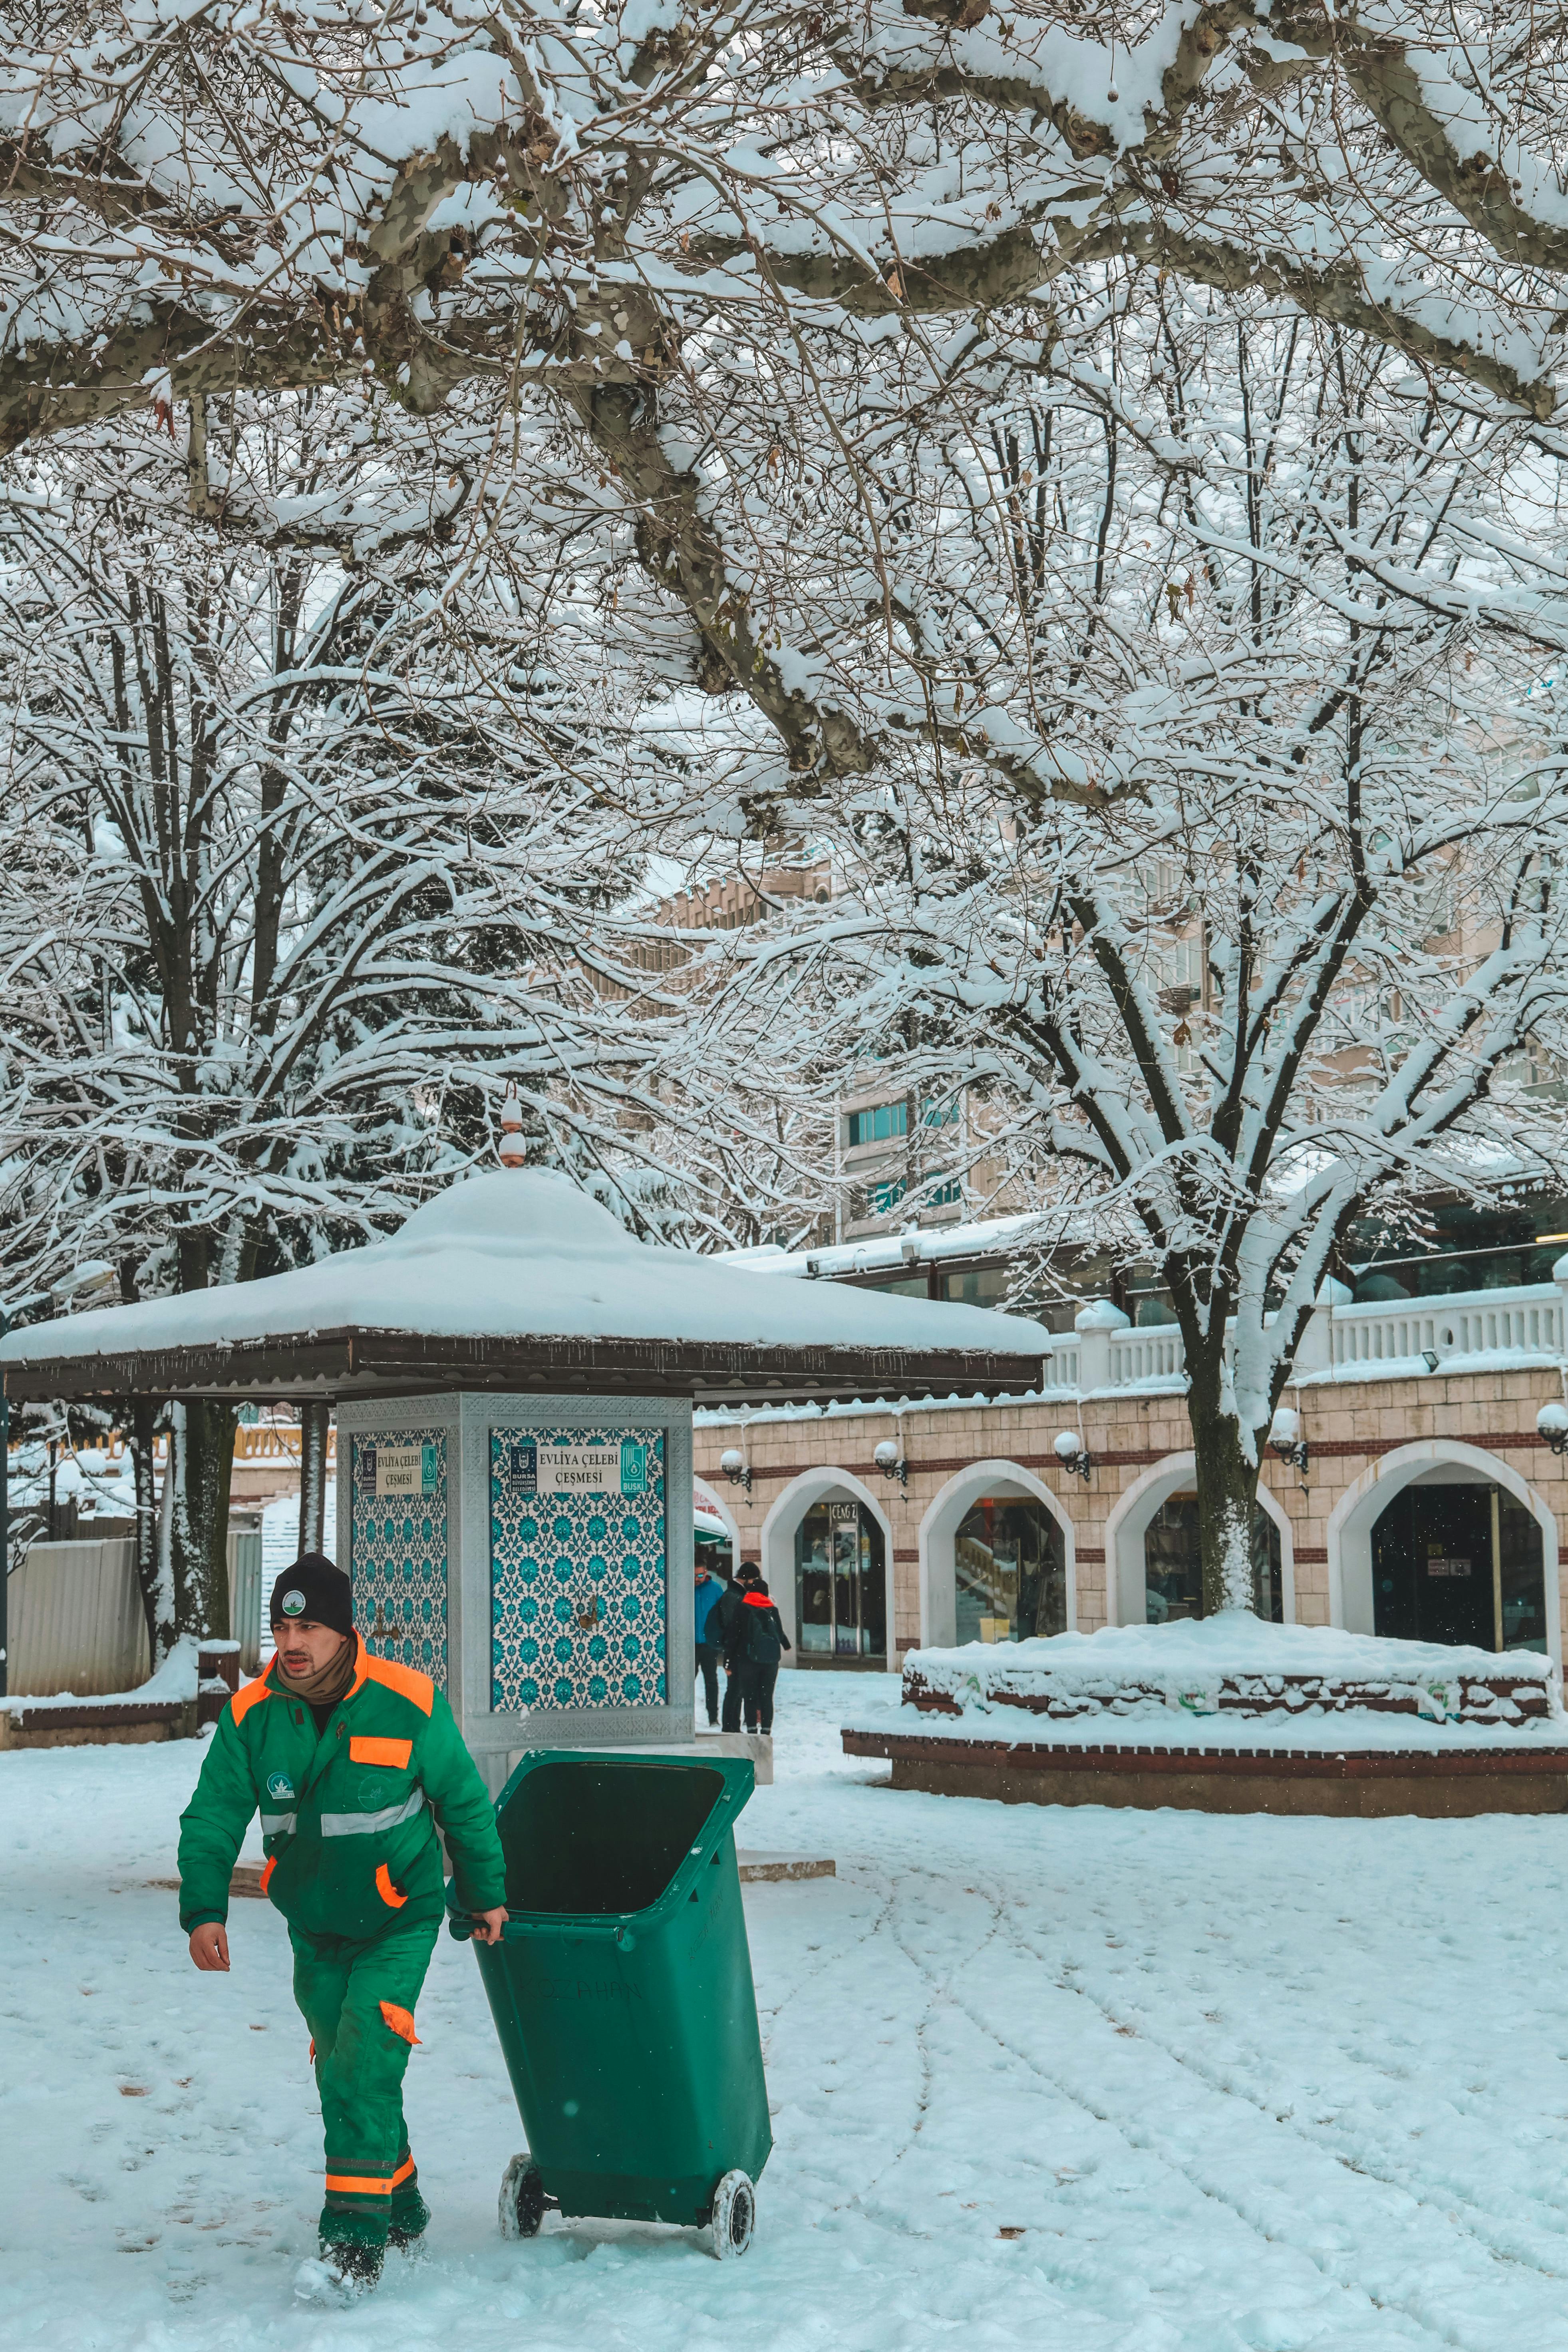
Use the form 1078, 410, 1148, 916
873, 1437, 908, 1489
1053, 1428, 1093, 1481
1269, 1405, 1310, 1477
1537, 1401, 1568, 1457
719, 1446, 753, 1493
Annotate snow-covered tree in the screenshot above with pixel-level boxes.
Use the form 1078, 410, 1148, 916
0, 0, 1566, 794
0, 394, 709, 1651
700, 310, 1568, 1612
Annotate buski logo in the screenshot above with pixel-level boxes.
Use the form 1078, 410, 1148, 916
280, 1589, 306, 1616
266, 1771, 296, 1802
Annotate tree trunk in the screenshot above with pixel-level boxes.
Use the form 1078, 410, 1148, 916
160, 1400, 238, 1639
298, 1402, 330, 1557
126, 1399, 173, 1661
1187, 1352, 1264, 1616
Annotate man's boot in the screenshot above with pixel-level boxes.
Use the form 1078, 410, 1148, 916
389, 2185, 431, 2251
331, 2239, 384, 2289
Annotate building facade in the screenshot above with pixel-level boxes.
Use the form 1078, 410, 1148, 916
691, 1276, 1568, 1669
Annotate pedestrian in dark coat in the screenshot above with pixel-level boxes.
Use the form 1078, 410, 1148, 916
735, 1579, 791, 1735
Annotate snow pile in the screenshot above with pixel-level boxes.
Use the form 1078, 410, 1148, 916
0, 1634, 200, 1715
6, 1443, 139, 1520
896, 1617, 1564, 1746
0, 1170, 1053, 1368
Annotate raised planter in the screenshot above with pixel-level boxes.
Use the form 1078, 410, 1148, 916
841, 1726, 1568, 1817
901, 1620, 1557, 1728
843, 1620, 1568, 1817
0, 1633, 208, 1751
0, 1698, 198, 1752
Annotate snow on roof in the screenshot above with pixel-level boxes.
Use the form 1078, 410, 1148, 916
0, 1170, 1053, 1373
719, 1207, 1048, 1282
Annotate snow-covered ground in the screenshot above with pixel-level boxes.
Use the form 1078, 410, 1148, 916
6, 1671, 1568, 2351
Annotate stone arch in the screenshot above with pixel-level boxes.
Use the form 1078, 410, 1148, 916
918, 1461, 1078, 1647
1326, 1440, 1560, 1663
758, 1466, 895, 1656
692, 1475, 741, 1569
1102, 1451, 1296, 1627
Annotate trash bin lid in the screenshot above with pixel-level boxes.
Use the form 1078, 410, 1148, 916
488, 1750, 755, 1921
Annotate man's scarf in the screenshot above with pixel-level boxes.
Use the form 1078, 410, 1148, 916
275, 1632, 358, 1712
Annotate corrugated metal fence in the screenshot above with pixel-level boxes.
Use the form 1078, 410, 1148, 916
8, 1538, 146, 1696
6, 1521, 266, 1697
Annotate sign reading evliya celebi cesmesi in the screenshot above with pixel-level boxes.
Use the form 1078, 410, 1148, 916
506, 1438, 649, 1498
373, 1441, 439, 1497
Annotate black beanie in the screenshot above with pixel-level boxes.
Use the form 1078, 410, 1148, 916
269, 1553, 355, 1638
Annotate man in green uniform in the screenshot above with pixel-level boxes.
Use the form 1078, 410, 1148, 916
178, 1554, 509, 2295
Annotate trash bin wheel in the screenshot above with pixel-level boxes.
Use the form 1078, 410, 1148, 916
499, 2153, 549, 2241
709, 2169, 755, 2260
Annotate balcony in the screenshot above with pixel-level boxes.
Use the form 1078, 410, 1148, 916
1038, 1275, 1568, 1397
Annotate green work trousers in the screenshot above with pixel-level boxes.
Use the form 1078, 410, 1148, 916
290, 1907, 441, 2250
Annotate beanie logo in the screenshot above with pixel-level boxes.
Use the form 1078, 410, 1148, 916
266, 1771, 296, 1802
280, 1589, 306, 1617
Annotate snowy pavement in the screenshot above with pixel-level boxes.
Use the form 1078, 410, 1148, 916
6, 1674, 1568, 2351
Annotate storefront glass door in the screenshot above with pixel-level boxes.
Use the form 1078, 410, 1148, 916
1372, 1479, 1547, 1651
795, 1500, 887, 1660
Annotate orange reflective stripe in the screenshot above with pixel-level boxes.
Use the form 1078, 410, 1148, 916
375, 1863, 407, 1910
379, 2001, 420, 2046
391, 2155, 416, 2187
258, 1855, 276, 1896
364, 1656, 434, 1716
309, 2039, 316, 2063
350, 1736, 413, 1768
325, 2171, 393, 2196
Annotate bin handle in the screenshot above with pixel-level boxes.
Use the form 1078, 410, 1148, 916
449, 1908, 635, 1941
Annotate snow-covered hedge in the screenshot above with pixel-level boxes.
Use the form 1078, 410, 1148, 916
904, 1619, 1561, 1730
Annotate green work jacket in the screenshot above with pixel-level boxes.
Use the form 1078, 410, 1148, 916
178, 1636, 507, 1941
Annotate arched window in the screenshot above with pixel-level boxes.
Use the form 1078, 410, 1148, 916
954, 1498, 1066, 1645
794, 1500, 887, 1660
1143, 1495, 1283, 1622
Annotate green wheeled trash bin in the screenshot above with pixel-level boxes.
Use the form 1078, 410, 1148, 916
448, 1749, 771, 2259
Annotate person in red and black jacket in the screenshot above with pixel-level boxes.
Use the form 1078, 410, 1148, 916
735, 1577, 791, 1735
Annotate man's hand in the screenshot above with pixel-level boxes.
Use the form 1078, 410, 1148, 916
473, 1908, 509, 1946
188, 1923, 231, 1972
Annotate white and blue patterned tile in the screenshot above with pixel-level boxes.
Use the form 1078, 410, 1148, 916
489, 1427, 666, 1712
349, 1431, 449, 1690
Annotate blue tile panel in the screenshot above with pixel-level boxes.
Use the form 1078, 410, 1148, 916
490, 1426, 667, 1712
349, 1431, 449, 1691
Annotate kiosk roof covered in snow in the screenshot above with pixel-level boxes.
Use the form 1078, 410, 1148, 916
0, 1171, 1052, 1405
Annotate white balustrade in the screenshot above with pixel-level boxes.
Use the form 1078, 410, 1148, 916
1106, 1326, 1186, 1386
1038, 1275, 1568, 1395
1328, 1282, 1563, 1371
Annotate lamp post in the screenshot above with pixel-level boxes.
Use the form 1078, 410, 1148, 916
719, 1447, 753, 1494
1537, 1401, 1568, 1456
